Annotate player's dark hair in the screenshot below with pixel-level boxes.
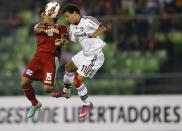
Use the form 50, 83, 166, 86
62, 4, 80, 14
53, 18, 58, 23
40, 8, 45, 15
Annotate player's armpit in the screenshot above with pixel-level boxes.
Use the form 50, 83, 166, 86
88, 25, 106, 38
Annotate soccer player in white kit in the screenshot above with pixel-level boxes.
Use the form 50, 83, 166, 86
51, 4, 106, 118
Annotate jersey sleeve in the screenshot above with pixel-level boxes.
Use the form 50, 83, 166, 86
58, 25, 69, 38
59, 25, 67, 34
87, 16, 102, 30
34, 23, 40, 35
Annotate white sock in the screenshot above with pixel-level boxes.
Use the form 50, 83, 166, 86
63, 71, 74, 93
76, 84, 90, 105
83, 99, 91, 106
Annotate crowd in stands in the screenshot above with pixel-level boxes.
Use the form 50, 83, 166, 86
1, 0, 182, 49
0, 0, 182, 74
0, 0, 182, 94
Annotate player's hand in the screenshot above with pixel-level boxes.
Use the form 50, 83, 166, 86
36, 24, 45, 33
55, 38, 64, 46
88, 34, 96, 38
55, 34, 65, 46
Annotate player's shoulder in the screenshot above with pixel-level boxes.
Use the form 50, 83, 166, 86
82, 16, 97, 20
55, 24, 67, 28
69, 24, 75, 30
34, 23, 41, 29
82, 16, 100, 25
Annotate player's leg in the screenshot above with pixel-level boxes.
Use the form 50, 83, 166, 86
63, 59, 77, 93
41, 54, 61, 95
21, 76, 38, 106
51, 59, 77, 98
22, 53, 44, 118
21, 76, 42, 118
43, 84, 55, 93
73, 73, 93, 118
75, 52, 105, 118
52, 51, 84, 98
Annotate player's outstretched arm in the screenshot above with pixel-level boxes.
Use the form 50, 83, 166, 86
88, 25, 106, 38
55, 34, 74, 46
34, 24, 46, 35
64, 38, 74, 46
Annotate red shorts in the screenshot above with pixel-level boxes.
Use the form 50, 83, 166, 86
23, 52, 59, 86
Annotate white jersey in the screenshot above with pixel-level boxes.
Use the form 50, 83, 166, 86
69, 16, 106, 55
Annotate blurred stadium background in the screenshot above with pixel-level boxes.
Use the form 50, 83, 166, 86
0, 0, 182, 131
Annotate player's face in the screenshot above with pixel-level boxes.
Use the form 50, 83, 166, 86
64, 11, 79, 25
41, 12, 53, 25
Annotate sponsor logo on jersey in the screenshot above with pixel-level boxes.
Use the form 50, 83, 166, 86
44, 28, 59, 36
26, 69, 33, 76
47, 32, 54, 36
80, 27, 84, 32
74, 32, 87, 37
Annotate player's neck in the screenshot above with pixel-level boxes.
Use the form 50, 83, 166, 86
46, 20, 55, 25
41, 19, 55, 25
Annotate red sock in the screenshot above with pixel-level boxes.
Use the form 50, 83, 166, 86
23, 86, 38, 106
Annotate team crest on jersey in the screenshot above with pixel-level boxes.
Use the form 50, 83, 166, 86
26, 69, 33, 76
75, 32, 87, 37
47, 32, 54, 36
80, 27, 84, 32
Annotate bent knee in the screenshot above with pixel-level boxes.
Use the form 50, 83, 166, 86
65, 63, 72, 72
73, 74, 84, 88
21, 77, 32, 89
65, 61, 77, 72
44, 85, 54, 93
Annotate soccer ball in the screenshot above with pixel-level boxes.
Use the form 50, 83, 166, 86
45, 1, 61, 18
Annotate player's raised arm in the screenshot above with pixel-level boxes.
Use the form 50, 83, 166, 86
88, 25, 106, 38
64, 37, 74, 46
34, 24, 46, 35
55, 34, 74, 46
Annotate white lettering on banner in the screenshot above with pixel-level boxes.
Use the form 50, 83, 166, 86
0, 106, 180, 124
0, 96, 181, 131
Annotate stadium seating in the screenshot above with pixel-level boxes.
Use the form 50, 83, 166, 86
2, 9, 182, 95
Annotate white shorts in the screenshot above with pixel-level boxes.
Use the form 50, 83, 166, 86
72, 50, 104, 78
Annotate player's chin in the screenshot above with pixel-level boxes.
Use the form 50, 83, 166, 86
67, 21, 72, 24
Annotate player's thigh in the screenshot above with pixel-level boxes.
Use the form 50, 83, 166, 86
77, 51, 104, 78
90, 51, 105, 78
21, 76, 33, 88
42, 55, 59, 86
65, 59, 78, 72
23, 54, 42, 81
70, 50, 84, 72
77, 74, 87, 83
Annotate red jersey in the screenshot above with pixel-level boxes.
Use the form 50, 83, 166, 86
34, 23, 68, 54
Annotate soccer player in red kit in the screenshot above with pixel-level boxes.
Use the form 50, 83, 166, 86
20, 9, 68, 118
